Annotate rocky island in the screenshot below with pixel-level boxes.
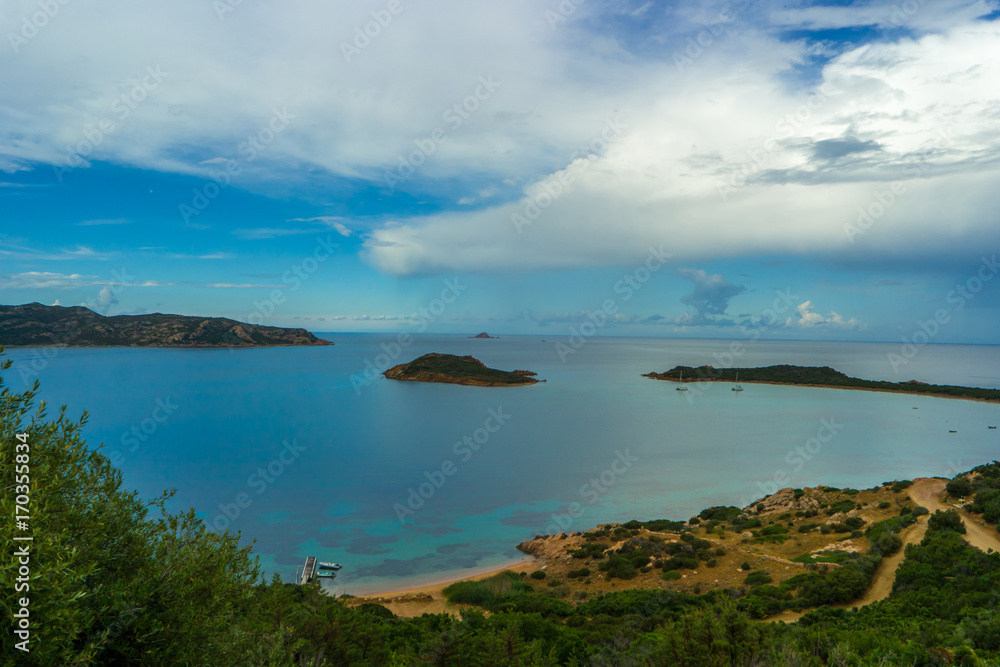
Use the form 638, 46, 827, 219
0, 302, 332, 347
643, 364, 1000, 402
383, 353, 540, 386
468, 332, 497, 339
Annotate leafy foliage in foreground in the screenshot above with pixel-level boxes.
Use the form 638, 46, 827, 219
3, 351, 1000, 665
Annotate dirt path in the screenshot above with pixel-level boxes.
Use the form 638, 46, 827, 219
770, 516, 928, 624
908, 478, 1000, 553
773, 477, 1000, 624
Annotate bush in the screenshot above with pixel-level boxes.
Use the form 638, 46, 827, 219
844, 516, 866, 530
443, 571, 533, 606
928, 509, 966, 534
567, 567, 591, 579
744, 570, 773, 586
662, 570, 682, 581
878, 501, 891, 509
740, 561, 751, 571
707, 559, 718, 568
946, 475, 974, 498
530, 570, 546, 580
570, 542, 607, 559
891, 480, 914, 493
912, 506, 929, 517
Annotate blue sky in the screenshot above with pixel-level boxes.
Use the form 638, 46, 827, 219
2, 0, 999, 342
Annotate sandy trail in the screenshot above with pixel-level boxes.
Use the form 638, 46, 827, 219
908, 478, 1000, 553
773, 477, 1000, 623
771, 516, 928, 624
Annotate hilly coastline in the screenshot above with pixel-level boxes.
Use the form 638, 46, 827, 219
644, 364, 1000, 402
0, 302, 331, 347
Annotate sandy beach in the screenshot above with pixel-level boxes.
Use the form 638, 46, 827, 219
346, 558, 540, 618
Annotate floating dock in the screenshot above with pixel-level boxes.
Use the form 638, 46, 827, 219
299, 556, 317, 584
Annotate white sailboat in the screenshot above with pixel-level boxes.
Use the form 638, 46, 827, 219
732, 371, 743, 392
676, 370, 688, 391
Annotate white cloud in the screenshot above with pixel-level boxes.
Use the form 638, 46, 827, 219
78, 218, 129, 226
1, 2, 998, 278
167, 252, 234, 259
787, 300, 866, 330
364, 20, 1000, 275
288, 217, 353, 237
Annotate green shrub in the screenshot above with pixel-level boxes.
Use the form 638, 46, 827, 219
744, 570, 773, 586
662, 570, 682, 581
891, 480, 914, 493
946, 475, 974, 498
530, 570, 546, 580
844, 516, 866, 530
443, 571, 534, 607
928, 509, 966, 534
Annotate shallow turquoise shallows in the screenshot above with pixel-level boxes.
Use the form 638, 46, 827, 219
6, 335, 1000, 594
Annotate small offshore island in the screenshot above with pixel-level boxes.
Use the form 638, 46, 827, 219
644, 364, 1000, 402
0, 302, 331, 347
383, 353, 540, 386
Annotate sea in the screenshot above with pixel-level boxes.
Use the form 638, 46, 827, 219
5, 335, 1000, 595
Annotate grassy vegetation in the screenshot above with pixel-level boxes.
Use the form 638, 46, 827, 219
644, 364, 1000, 402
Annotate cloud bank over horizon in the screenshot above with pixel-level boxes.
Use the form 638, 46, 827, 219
1, 0, 999, 340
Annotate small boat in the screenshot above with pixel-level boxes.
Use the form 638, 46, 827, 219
990, 426, 997, 429
949, 430, 957, 433
316, 571, 337, 579
317, 562, 342, 570
732, 371, 743, 392
676, 370, 688, 391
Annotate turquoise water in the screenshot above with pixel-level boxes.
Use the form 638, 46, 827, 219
6, 336, 1000, 594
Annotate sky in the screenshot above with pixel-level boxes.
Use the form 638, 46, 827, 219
2, 0, 1000, 343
